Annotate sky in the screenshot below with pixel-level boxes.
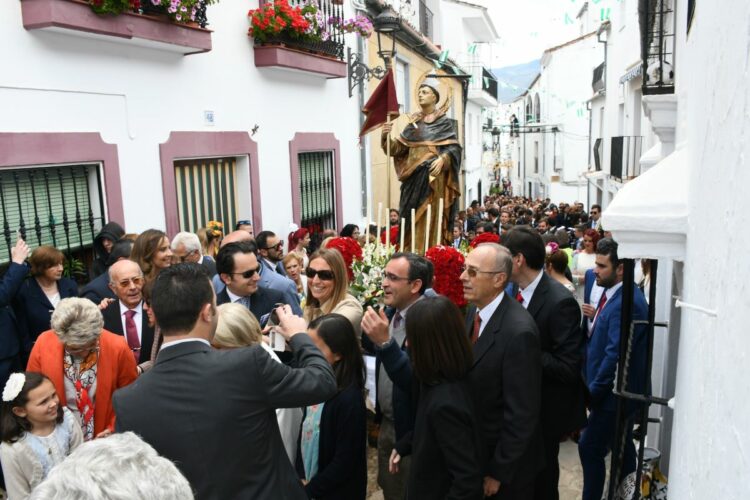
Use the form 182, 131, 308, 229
485, 0, 590, 68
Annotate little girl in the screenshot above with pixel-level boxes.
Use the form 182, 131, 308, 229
0, 372, 83, 499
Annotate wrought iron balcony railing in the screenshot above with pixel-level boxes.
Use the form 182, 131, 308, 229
419, 0, 433, 39
610, 136, 643, 180
639, 0, 675, 94
592, 62, 606, 93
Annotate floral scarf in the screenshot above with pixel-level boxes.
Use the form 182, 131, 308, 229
63, 348, 98, 441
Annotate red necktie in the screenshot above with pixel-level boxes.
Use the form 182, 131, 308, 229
124, 310, 141, 364
516, 291, 524, 304
471, 312, 481, 344
590, 292, 609, 336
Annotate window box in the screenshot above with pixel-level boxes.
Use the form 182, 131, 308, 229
20, 0, 212, 55
253, 43, 346, 79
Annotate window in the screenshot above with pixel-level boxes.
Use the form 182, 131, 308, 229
526, 96, 533, 123
534, 93, 541, 123
298, 151, 337, 233
534, 141, 539, 173
0, 164, 105, 263
174, 157, 239, 234
395, 59, 410, 113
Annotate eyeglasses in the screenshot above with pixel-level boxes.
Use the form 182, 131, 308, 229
264, 241, 284, 250
230, 266, 261, 279
460, 265, 505, 278
306, 268, 335, 281
115, 276, 144, 288
383, 273, 411, 283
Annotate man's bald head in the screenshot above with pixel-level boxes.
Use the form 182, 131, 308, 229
108, 259, 144, 309
220, 230, 253, 247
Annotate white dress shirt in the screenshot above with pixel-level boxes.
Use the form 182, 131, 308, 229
476, 291, 505, 339
518, 270, 544, 309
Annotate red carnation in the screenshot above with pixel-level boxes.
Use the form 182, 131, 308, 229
469, 232, 500, 249
425, 245, 467, 308
324, 237, 363, 281
379, 226, 400, 250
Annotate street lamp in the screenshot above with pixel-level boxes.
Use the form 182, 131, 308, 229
347, 7, 401, 97
491, 126, 501, 152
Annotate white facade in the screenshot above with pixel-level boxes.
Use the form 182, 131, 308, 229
503, 31, 600, 204
0, 0, 363, 240
604, 0, 750, 496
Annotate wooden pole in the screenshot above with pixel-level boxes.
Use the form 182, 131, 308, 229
364, 200, 371, 244
376, 202, 383, 248
424, 204, 432, 255
435, 198, 444, 247
410, 208, 416, 253
400, 217, 405, 251
386, 116, 392, 214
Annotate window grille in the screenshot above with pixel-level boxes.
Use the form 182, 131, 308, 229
298, 151, 336, 235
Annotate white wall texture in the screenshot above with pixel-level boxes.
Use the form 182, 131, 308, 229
0, 0, 363, 237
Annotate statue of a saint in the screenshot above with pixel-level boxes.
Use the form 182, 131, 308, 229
381, 77, 462, 252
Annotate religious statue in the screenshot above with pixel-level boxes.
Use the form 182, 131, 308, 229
381, 76, 462, 252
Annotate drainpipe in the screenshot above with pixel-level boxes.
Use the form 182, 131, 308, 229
356, 34, 368, 220
586, 100, 593, 208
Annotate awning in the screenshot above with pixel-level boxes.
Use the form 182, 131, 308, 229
601, 146, 688, 260
620, 63, 643, 84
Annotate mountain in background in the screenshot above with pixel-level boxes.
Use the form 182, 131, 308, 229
491, 59, 541, 103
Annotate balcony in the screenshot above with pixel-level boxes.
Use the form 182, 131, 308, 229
467, 66, 498, 108
253, 0, 346, 79
592, 62, 605, 94
20, 0, 212, 55
418, 0, 433, 39
610, 136, 643, 180
639, 0, 675, 95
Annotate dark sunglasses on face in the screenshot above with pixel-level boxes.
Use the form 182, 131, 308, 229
264, 241, 284, 250
306, 268, 335, 281
231, 266, 261, 279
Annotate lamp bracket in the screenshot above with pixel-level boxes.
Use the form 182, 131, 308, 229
348, 47, 387, 98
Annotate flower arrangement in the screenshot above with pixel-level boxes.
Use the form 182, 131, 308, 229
425, 245, 466, 308
324, 237, 362, 281
248, 0, 315, 44
87, 0, 208, 24
379, 226, 400, 249
328, 14, 373, 38
469, 231, 500, 249
350, 242, 394, 308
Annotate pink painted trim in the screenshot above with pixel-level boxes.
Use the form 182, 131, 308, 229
288, 133, 343, 232
21, 0, 212, 54
159, 132, 262, 237
254, 46, 347, 79
0, 132, 124, 224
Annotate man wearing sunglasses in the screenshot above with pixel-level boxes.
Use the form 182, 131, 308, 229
101, 259, 156, 373
256, 231, 287, 277
215, 241, 285, 326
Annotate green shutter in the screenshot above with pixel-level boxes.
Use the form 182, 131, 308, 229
174, 158, 238, 233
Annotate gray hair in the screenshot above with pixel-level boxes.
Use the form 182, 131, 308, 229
171, 232, 202, 254
477, 242, 513, 281
50, 298, 104, 346
29, 431, 194, 500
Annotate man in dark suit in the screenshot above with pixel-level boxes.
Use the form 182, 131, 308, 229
215, 241, 284, 326
101, 259, 155, 373
504, 227, 586, 500
361, 252, 433, 500
578, 238, 648, 500
113, 264, 337, 500
461, 242, 544, 499
256, 231, 287, 276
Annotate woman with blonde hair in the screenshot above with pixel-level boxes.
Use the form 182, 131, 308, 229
303, 248, 363, 337
212, 303, 302, 464
130, 229, 172, 284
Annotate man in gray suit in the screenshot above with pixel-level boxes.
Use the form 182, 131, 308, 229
113, 264, 336, 500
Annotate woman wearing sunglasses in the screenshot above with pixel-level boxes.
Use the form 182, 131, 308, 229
303, 248, 363, 338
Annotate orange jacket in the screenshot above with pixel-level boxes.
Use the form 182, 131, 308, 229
27, 330, 138, 437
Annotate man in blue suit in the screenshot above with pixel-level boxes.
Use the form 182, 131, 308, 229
578, 238, 648, 500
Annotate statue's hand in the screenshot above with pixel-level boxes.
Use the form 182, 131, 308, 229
429, 157, 445, 176
382, 122, 393, 136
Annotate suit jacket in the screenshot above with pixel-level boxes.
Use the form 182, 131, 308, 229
79, 270, 116, 305
212, 268, 302, 316
581, 268, 603, 339
585, 284, 649, 413
13, 277, 78, 347
406, 380, 483, 500
524, 272, 587, 438
465, 295, 544, 486
216, 285, 285, 326
101, 300, 155, 364
27, 330, 137, 436
262, 258, 287, 277
201, 256, 217, 277
113, 336, 337, 500
299, 383, 367, 500
0, 263, 29, 360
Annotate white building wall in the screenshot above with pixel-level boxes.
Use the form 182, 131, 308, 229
0, 0, 362, 237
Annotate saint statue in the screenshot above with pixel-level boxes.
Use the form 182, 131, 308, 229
381, 76, 462, 252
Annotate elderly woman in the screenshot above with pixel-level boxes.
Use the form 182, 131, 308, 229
13, 245, 78, 344
303, 248, 363, 337
130, 229, 173, 286
212, 303, 303, 465
26, 298, 137, 441
283, 253, 306, 306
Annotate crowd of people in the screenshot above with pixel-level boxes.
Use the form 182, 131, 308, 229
0, 196, 651, 500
